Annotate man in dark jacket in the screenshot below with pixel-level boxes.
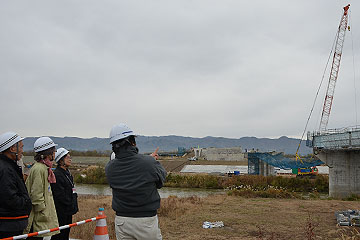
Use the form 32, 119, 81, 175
105, 123, 167, 240
0, 132, 32, 238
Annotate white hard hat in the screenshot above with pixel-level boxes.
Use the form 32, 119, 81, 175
0, 132, 24, 152
109, 123, 135, 144
34, 137, 57, 153
55, 147, 69, 163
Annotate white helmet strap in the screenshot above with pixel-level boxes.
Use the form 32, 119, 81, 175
8, 142, 20, 161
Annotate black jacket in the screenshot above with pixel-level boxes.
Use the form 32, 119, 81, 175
105, 146, 167, 217
51, 166, 78, 216
0, 154, 32, 222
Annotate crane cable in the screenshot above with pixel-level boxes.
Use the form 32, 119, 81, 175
295, 32, 338, 162
350, 10, 358, 127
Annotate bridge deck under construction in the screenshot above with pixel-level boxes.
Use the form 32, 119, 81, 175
307, 127, 360, 150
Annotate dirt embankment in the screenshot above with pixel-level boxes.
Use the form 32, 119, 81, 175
158, 157, 248, 173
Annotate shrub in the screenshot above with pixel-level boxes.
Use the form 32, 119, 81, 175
75, 166, 107, 184
165, 174, 222, 189
165, 174, 329, 194
342, 194, 360, 201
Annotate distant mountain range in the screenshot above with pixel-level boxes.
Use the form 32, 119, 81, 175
23, 135, 312, 155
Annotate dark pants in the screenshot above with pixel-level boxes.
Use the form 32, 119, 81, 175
51, 214, 72, 240
0, 230, 24, 238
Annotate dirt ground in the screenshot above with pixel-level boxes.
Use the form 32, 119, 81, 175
71, 194, 360, 240
159, 159, 248, 173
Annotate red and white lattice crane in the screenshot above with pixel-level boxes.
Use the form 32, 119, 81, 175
319, 4, 350, 132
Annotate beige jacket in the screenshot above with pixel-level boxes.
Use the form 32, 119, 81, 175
25, 162, 59, 236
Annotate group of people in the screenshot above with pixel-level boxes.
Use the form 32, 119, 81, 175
0, 133, 78, 240
0, 123, 167, 240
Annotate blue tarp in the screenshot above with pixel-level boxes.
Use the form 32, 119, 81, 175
248, 152, 324, 169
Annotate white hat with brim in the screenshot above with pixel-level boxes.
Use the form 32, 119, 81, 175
109, 123, 136, 144
55, 147, 69, 163
34, 137, 58, 153
0, 132, 24, 152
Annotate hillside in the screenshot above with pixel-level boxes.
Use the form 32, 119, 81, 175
23, 135, 312, 155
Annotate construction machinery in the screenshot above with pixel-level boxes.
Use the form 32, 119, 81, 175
294, 166, 319, 178
319, 4, 350, 132
297, 4, 351, 159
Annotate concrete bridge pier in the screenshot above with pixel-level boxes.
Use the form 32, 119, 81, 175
316, 150, 360, 198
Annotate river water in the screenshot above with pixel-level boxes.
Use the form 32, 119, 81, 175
75, 184, 330, 199
76, 184, 224, 198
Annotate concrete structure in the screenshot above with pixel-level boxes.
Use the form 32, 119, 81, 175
316, 150, 360, 198
259, 161, 275, 176
308, 127, 360, 198
316, 166, 329, 175
201, 147, 245, 161
247, 152, 276, 176
193, 147, 202, 158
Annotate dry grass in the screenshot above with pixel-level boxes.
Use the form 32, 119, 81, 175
70, 194, 360, 240
338, 228, 360, 239
70, 195, 114, 239
158, 196, 202, 219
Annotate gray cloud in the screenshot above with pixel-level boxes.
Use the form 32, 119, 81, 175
0, 0, 359, 139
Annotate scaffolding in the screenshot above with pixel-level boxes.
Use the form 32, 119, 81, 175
307, 127, 360, 150
247, 152, 324, 175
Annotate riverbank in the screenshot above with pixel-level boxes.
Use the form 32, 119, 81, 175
70, 195, 359, 239
75, 167, 330, 196
75, 184, 224, 197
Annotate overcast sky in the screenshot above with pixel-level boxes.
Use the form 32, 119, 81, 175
1, 0, 359, 139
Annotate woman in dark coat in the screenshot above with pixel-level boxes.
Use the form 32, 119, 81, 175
50, 148, 78, 240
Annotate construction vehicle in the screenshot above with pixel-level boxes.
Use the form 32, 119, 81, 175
293, 166, 319, 178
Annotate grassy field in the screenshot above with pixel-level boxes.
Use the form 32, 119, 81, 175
71, 194, 360, 240
22, 156, 359, 239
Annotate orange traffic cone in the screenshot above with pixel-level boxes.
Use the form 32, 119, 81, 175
94, 208, 109, 240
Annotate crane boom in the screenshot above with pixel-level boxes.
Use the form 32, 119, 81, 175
319, 4, 350, 132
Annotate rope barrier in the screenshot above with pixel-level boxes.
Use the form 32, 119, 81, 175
0, 215, 106, 240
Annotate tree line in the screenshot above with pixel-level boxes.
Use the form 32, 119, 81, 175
23, 150, 112, 157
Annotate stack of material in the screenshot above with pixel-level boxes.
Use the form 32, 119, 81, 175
335, 210, 360, 226
202, 221, 224, 229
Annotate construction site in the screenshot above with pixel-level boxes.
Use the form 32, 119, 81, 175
161, 4, 360, 199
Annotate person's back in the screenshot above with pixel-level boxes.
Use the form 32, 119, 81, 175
105, 123, 166, 240
106, 145, 166, 217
